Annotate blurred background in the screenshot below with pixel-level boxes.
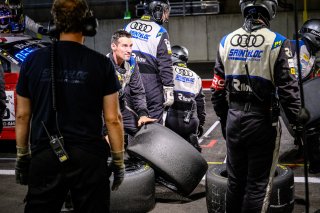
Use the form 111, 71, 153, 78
24, 0, 320, 79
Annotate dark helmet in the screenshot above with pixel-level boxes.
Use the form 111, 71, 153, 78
144, 0, 170, 24
239, 0, 278, 21
171, 45, 189, 64
300, 19, 320, 52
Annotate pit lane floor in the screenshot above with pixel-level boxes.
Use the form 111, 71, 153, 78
0, 91, 319, 213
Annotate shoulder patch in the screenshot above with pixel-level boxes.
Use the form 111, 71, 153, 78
129, 56, 136, 73
141, 15, 151, 21
220, 35, 228, 48
272, 32, 286, 49
157, 27, 167, 38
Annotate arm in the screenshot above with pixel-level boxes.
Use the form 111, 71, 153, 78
156, 33, 174, 87
15, 95, 32, 149
195, 87, 206, 127
25, 15, 47, 35
15, 95, 32, 185
129, 63, 148, 117
211, 49, 228, 139
211, 50, 228, 120
103, 92, 124, 153
275, 40, 301, 125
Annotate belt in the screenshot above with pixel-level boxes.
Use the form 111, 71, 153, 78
229, 102, 270, 113
171, 103, 193, 111
168, 108, 197, 118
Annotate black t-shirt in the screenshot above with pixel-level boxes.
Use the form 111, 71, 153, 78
16, 41, 120, 154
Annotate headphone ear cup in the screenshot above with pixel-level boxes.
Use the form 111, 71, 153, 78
82, 12, 98, 37
48, 19, 59, 39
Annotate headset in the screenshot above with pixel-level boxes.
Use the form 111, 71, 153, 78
82, 9, 98, 37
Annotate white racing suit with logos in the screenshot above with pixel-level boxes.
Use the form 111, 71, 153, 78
211, 27, 300, 212
124, 15, 174, 124
107, 54, 148, 136
165, 63, 206, 152
291, 38, 320, 173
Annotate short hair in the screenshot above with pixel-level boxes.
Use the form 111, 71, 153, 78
51, 0, 89, 33
111, 29, 132, 45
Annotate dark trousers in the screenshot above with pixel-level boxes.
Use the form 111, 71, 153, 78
226, 109, 280, 213
25, 147, 110, 213
165, 109, 199, 140
306, 128, 320, 172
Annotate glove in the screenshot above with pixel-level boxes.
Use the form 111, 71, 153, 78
37, 26, 48, 35
15, 146, 31, 185
163, 86, 174, 107
197, 125, 204, 137
110, 151, 125, 191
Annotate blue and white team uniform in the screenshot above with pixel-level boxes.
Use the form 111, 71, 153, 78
211, 25, 300, 212
165, 63, 205, 150
125, 15, 174, 124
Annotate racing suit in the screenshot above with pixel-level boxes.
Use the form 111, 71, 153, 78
124, 15, 174, 124
291, 38, 320, 173
211, 23, 300, 212
165, 63, 205, 152
108, 53, 148, 136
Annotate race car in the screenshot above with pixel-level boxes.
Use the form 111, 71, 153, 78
0, 34, 50, 140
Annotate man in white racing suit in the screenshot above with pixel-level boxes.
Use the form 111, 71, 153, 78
124, 0, 174, 124
211, 0, 300, 212
165, 45, 205, 152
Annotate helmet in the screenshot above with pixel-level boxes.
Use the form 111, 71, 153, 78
0, 5, 11, 32
171, 45, 189, 64
144, 0, 170, 24
239, 0, 278, 21
300, 19, 320, 53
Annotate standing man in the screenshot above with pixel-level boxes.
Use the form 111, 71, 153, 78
211, 0, 300, 212
165, 45, 205, 152
108, 29, 156, 137
125, 0, 174, 124
15, 0, 125, 212
291, 19, 320, 174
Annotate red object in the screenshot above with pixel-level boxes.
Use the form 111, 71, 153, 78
0, 72, 19, 140
201, 79, 213, 90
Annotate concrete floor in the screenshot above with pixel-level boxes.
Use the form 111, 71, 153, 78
0, 91, 319, 213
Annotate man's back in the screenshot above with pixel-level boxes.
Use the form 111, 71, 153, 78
17, 41, 119, 152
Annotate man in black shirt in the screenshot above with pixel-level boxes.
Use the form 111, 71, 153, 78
15, 0, 124, 212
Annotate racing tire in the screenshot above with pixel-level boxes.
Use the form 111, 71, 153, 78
110, 159, 155, 213
127, 123, 208, 196
206, 164, 294, 213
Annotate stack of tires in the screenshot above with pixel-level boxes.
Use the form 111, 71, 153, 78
205, 164, 295, 213
110, 160, 156, 213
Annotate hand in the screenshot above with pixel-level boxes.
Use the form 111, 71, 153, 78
15, 153, 31, 185
197, 125, 204, 137
137, 116, 157, 127
110, 151, 125, 191
37, 26, 48, 35
163, 86, 174, 107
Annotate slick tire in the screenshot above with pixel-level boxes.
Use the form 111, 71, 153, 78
127, 123, 208, 196
206, 164, 294, 213
110, 160, 155, 213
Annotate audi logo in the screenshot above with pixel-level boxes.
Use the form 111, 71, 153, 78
175, 67, 194, 77
230, 34, 265, 48
130, 22, 152, 33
